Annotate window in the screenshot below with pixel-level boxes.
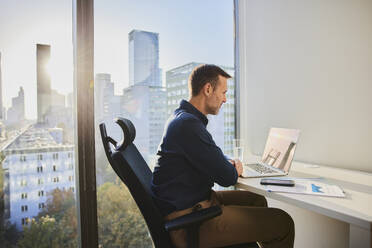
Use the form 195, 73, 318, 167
21, 205, 28, 212
53, 153, 59, 160
37, 166, 43, 173
53, 165, 57, 171
21, 218, 30, 226
38, 203, 45, 209
21, 193, 28, 199
38, 190, 44, 197
68, 175, 73, 182
53, 177, 59, 183
1, 0, 236, 246
94, 0, 235, 246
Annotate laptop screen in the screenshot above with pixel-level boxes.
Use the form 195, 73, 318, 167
261, 128, 300, 172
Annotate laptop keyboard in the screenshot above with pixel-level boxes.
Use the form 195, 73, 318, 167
247, 164, 277, 174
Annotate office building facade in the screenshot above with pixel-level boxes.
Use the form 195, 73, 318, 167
37, 44, 52, 123
122, 84, 167, 167
6, 86, 25, 124
94, 73, 123, 141
128, 30, 161, 87
2, 126, 75, 230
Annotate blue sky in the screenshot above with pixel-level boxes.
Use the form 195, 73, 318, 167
0, 0, 234, 119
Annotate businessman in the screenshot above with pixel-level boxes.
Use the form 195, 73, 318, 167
151, 64, 295, 248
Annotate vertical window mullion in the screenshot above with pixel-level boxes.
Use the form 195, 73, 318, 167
73, 0, 98, 247
234, 0, 240, 140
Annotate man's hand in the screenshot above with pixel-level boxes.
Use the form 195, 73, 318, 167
230, 159, 243, 177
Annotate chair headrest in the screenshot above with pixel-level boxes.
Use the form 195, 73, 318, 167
114, 117, 136, 151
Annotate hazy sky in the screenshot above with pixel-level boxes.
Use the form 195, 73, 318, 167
0, 0, 234, 119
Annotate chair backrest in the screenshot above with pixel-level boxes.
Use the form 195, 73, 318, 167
100, 117, 173, 248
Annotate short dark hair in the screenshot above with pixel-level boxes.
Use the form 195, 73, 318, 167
188, 64, 232, 97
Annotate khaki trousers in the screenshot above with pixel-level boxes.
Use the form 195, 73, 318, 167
166, 190, 295, 248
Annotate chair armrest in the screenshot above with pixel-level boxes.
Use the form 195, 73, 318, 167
164, 205, 222, 231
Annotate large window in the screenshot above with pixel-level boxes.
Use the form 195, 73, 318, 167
1, 0, 237, 247
0, 1, 78, 247
94, 0, 235, 246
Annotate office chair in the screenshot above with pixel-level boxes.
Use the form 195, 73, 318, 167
100, 117, 258, 248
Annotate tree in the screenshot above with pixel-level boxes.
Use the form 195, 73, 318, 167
17, 189, 78, 248
97, 182, 153, 248
39, 188, 76, 222
18, 216, 64, 248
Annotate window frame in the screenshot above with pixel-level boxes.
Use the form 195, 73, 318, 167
234, 0, 241, 139
73, 0, 98, 247
73, 1, 239, 247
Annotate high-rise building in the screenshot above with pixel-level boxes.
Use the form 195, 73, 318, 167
128, 30, 161, 87
37, 44, 52, 123
94, 73, 122, 139
166, 62, 201, 116
0, 52, 3, 119
2, 126, 75, 229
122, 84, 167, 167
166, 63, 235, 155
95, 73, 121, 122
6, 86, 25, 124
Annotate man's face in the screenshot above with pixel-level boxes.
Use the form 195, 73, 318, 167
205, 75, 228, 115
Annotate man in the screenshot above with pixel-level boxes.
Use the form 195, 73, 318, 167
151, 64, 294, 248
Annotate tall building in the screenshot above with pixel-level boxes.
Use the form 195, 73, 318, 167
166, 62, 201, 116
166, 63, 235, 155
128, 30, 161, 87
0, 52, 3, 119
2, 126, 75, 229
6, 86, 25, 124
122, 84, 167, 167
94, 73, 123, 139
94, 73, 121, 122
37, 44, 52, 123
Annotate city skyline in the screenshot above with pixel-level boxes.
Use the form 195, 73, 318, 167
0, 0, 234, 119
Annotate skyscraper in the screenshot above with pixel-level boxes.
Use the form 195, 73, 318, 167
37, 44, 52, 123
122, 84, 166, 167
128, 30, 161, 87
94, 73, 123, 140
6, 86, 25, 124
0, 52, 3, 119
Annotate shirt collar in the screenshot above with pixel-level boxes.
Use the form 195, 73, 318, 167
177, 100, 209, 126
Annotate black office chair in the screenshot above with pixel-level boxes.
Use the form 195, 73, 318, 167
100, 117, 258, 248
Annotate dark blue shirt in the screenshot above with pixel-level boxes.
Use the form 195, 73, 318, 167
151, 100, 238, 216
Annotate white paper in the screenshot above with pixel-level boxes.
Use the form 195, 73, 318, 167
265, 180, 345, 198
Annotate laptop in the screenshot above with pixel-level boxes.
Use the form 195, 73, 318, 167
241, 128, 300, 178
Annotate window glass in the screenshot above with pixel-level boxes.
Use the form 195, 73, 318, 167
94, 0, 235, 246
0, 1, 78, 247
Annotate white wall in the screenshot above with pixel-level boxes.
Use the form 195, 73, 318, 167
238, 0, 372, 173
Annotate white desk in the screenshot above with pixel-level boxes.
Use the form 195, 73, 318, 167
236, 159, 372, 248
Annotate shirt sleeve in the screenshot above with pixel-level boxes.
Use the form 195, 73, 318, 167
177, 118, 238, 187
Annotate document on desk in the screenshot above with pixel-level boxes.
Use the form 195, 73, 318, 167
264, 180, 346, 198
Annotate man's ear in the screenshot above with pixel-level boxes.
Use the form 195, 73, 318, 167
203, 82, 213, 96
